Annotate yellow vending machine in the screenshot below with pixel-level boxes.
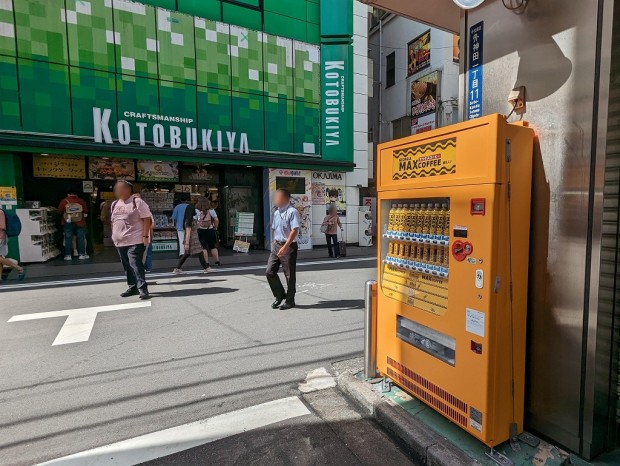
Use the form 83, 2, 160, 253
376, 114, 533, 448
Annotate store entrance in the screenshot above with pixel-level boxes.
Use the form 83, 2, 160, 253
19, 154, 264, 266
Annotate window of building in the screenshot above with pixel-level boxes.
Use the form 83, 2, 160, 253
392, 116, 411, 140
386, 52, 395, 88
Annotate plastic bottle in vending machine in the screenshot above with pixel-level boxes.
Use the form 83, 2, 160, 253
410, 203, 421, 239
414, 242, 424, 264
418, 203, 427, 239
421, 203, 432, 241
430, 203, 441, 242
443, 245, 450, 269
403, 204, 414, 239
436, 246, 445, 268
441, 202, 450, 238
398, 204, 409, 239
387, 203, 397, 235
394, 204, 403, 235
436, 202, 446, 240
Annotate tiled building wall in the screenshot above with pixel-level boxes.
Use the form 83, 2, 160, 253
0, 0, 321, 155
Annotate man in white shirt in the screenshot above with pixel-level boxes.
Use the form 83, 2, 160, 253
266, 189, 300, 310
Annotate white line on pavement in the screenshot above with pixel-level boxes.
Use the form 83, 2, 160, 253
37, 396, 311, 466
0, 257, 375, 291
8, 302, 152, 346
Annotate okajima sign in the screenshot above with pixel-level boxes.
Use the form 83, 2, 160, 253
92, 107, 250, 154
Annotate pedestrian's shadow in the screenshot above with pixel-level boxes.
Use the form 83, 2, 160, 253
295, 299, 364, 312
150, 287, 239, 298
157, 279, 227, 286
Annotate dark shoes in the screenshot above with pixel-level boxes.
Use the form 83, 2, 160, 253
120, 288, 150, 299
271, 298, 284, 309
120, 288, 140, 297
279, 302, 295, 310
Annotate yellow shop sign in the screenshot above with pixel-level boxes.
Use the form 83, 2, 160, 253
392, 137, 457, 180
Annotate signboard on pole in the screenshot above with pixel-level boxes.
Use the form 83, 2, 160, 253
467, 22, 484, 120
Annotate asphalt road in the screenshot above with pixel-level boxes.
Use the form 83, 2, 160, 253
0, 257, 405, 465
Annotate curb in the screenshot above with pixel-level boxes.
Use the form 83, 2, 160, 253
337, 372, 477, 466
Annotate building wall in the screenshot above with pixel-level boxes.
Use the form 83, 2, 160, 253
463, 0, 614, 458
312, 0, 369, 245
368, 14, 459, 146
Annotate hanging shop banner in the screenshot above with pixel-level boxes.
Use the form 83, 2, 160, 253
411, 71, 438, 119
180, 165, 220, 185
411, 114, 436, 135
467, 22, 484, 120
0, 186, 17, 206
453, 35, 460, 63
88, 157, 135, 180
137, 161, 179, 182
320, 44, 353, 163
33, 154, 85, 179
407, 30, 431, 77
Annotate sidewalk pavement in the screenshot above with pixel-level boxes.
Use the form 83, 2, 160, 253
12, 244, 377, 280
333, 358, 601, 466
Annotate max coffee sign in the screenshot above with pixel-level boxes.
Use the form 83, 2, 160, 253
92, 107, 250, 154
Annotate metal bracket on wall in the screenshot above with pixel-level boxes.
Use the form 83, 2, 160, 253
509, 423, 521, 452
381, 377, 392, 393
486, 448, 514, 466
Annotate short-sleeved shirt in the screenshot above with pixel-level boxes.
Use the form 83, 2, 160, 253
172, 203, 188, 231
272, 203, 300, 242
196, 209, 218, 230
110, 196, 152, 247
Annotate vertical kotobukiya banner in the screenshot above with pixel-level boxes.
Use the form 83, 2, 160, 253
320, 43, 353, 163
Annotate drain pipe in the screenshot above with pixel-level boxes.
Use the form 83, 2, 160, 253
364, 280, 378, 378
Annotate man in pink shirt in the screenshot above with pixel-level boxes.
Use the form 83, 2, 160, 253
110, 181, 152, 300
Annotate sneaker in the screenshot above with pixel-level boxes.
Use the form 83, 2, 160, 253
64, 255, 72, 261
214, 261, 221, 267
78, 254, 90, 260
203, 268, 213, 274
17, 269, 26, 281
145, 269, 151, 273
173, 268, 183, 274
139, 291, 151, 300
73, 250, 78, 257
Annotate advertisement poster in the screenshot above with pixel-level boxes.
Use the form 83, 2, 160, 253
180, 165, 220, 184
0, 186, 17, 205
268, 169, 312, 250
411, 70, 438, 119
411, 113, 436, 134
137, 161, 179, 182
325, 186, 346, 217
33, 154, 85, 179
392, 137, 457, 180
407, 30, 431, 77
311, 181, 326, 205
89, 158, 135, 180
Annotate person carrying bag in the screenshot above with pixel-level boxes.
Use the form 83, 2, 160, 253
321, 204, 343, 258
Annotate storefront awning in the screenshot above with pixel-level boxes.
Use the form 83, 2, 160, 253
359, 0, 461, 33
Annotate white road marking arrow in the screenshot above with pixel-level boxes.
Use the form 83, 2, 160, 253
8, 302, 152, 346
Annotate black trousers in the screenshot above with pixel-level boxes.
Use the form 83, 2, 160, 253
266, 241, 298, 304
117, 244, 148, 292
177, 251, 208, 269
325, 234, 340, 257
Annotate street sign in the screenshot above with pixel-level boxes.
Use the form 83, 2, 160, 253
467, 21, 484, 119
8, 302, 151, 346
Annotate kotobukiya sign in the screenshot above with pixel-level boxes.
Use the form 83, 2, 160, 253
92, 107, 250, 154
321, 44, 353, 162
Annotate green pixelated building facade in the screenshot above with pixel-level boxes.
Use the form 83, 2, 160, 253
0, 0, 353, 169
